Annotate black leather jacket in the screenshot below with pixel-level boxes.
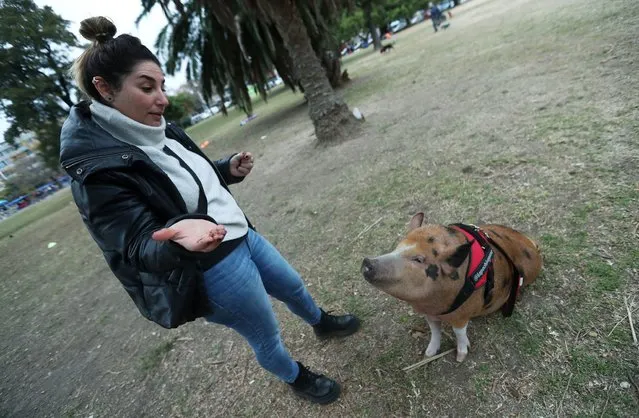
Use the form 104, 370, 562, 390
59, 101, 251, 328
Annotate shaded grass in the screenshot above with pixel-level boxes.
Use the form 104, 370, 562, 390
586, 260, 622, 292
139, 337, 178, 373
0, 188, 73, 239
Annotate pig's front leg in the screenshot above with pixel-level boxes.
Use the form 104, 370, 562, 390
425, 315, 442, 357
452, 321, 471, 362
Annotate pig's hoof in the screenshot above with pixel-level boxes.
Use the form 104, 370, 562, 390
456, 350, 468, 362
425, 346, 439, 357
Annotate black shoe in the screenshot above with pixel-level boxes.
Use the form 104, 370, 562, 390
289, 362, 340, 404
313, 309, 361, 339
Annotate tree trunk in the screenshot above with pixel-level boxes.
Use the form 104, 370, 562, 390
320, 50, 343, 88
363, 0, 382, 50
259, 0, 361, 143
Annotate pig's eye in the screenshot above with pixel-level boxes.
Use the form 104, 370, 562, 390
412, 256, 425, 264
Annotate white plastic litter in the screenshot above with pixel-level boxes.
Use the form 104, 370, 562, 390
352, 107, 365, 121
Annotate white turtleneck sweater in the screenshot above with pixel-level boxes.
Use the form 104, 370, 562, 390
90, 101, 248, 241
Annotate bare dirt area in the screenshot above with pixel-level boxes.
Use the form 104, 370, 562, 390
1, 0, 637, 416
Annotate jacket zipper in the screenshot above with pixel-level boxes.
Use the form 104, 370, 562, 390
63, 150, 142, 170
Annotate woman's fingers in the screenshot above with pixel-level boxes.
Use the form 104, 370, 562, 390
236, 166, 250, 175
209, 228, 226, 241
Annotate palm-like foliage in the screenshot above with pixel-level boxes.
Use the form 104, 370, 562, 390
138, 0, 352, 116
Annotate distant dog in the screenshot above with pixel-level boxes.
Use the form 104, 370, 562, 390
362, 213, 542, 362
380, 43, 394, 53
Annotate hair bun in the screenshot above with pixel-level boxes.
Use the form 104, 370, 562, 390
79, 16, 117, 44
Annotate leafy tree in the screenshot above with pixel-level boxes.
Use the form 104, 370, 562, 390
164, 91, 198, 123
370, 0, 428, 31
0, 0, 78, 169
176, 81, 209, 113
336, 9, 365, 43
337, 0, 429, 50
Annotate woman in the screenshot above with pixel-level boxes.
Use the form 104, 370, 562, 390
60, 16, 360, 405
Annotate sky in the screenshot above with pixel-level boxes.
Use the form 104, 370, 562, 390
0, 0, 186, 140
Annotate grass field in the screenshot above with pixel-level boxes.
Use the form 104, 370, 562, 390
0, 190, 73, 240
1, 0, 638, 416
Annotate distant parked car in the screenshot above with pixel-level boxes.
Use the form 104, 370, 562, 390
410, 10, 426, 25
438, 1, 455, 11
266, 77, 283, 88
390, 18, 408, 33
190, 110, 212, 124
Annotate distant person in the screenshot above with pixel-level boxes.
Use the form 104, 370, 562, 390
60, 16, 360, 405
429, 2, 444, 32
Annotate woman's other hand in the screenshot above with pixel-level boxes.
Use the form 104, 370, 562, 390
229, 152, 254, 177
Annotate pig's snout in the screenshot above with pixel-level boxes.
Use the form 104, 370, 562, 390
361, 257, 374, 279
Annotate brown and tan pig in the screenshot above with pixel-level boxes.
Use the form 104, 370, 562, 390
362, 213, 542, 362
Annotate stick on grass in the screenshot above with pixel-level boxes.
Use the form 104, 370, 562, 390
624, 296, 638, 348
608, 303, 639, 337
557, 373, 573, 418
402, 348, 455, 372
351, 216, 384, 243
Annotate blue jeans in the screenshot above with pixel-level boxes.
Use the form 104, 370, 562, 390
203, 229, 322, 383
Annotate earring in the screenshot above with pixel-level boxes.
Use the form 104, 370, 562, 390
106, 96, 113, 102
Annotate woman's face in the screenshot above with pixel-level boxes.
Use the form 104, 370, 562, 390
111, 61, 169, 127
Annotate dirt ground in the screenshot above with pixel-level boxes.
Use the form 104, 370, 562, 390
1, 0, 638, 416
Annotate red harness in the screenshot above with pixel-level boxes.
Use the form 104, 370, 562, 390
456, 226, 492, 289
441, 224, 523, 317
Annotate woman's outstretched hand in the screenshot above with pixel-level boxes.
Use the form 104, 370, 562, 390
152, 219, 226, 252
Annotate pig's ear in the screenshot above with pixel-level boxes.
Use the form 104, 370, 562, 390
446, 240, 473, 268
408, 212, 425, 231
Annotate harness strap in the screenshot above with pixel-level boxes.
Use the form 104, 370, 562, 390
440, 224, 494, 315
440, 224, 526, 317
484, 264, 495, 307
487, 238, 523, 317
441, 276, 478, 315
451, 224, 494, 288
